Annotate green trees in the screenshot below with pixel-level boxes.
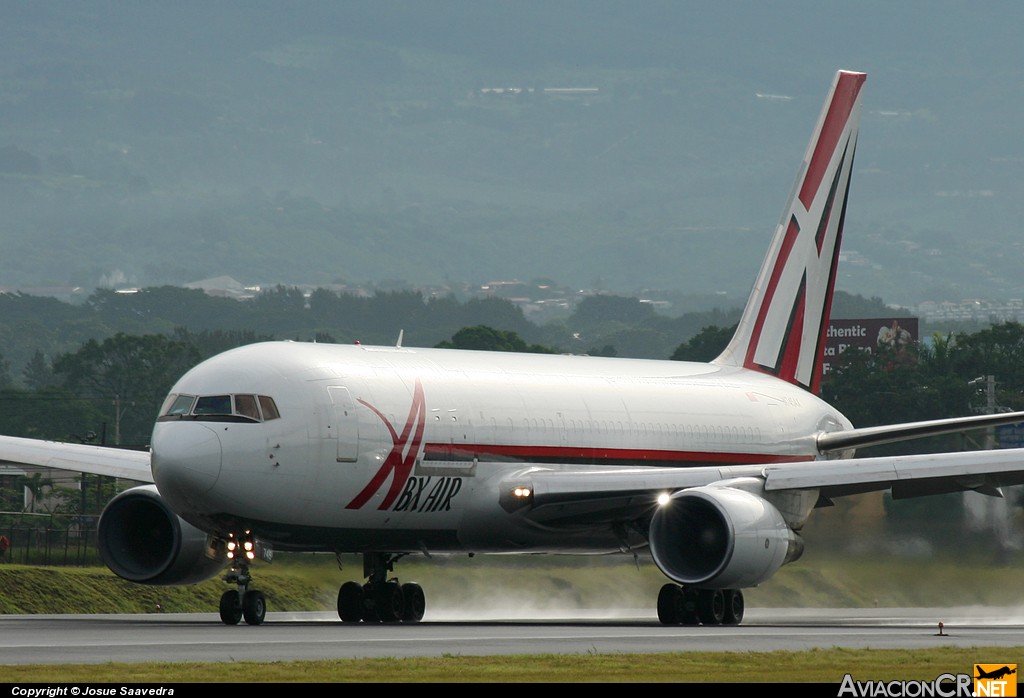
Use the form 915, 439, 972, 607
53, 333, 200, 446
821, 341, 973, 455
0, 385, 107, 442
941, 322, 1024, 412
670, 324, 736, 362
435, 326, 557, 354
0, 351, 11, 388
547, 296, 741, 360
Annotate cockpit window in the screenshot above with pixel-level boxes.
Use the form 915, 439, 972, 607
160, 393, 281, 422
163, 394, 196, 416
234, 394, 260, 420
258, 395, 280, 421
194, 395, 232, 416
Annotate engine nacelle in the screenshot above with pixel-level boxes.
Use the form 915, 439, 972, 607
98, 485, 226, 586
648, 485, 803, 589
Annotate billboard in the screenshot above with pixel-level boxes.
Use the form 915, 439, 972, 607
823, 317, 919, 375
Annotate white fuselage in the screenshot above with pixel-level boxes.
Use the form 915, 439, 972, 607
150, 341, 851, 554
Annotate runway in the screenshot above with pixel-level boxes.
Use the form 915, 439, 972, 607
2, 607, 1023, 665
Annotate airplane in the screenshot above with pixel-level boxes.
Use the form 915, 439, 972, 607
976, 667, 1017, 681
5, 69, 1024, 627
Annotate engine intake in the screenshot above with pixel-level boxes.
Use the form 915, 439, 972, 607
98, 485, 225, 585
648, 485, 802, 589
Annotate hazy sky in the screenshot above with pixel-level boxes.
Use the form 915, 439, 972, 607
2, 2, 1023, 303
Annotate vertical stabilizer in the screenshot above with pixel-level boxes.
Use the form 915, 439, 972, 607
714, 70, 865, 394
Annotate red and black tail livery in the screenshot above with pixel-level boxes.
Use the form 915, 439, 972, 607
715, 70, 865, 394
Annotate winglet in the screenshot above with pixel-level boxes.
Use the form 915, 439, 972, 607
714, 70, 866, 394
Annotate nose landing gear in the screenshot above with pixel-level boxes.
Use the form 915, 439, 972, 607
218, 530, 270, 626
218, 567, 268, 626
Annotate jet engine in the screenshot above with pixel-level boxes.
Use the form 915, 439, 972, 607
648, 485, 803, 589
97, 485, 225, 585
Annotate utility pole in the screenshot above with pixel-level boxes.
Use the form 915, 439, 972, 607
112, 394, 133, 446
984, 374, 996, 449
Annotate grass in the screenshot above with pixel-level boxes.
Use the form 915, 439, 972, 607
4, 648, 1023, 683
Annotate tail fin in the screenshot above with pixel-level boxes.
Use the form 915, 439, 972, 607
714, 70, 866, 394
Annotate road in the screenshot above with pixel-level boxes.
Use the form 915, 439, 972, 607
2, 607, 1023, 665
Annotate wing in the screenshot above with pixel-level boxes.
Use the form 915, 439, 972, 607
0, 435, 153, 483
507, 445, 1024, 526
496, 419, 1024, 591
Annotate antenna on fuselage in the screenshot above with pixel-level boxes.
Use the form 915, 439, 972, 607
396, 329, 404, 348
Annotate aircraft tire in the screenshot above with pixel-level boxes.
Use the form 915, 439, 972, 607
696, 589, 725, 625
723, 589, 744, 625
680, 587, 700, 625
401, 582, 425, 623
360, 583, 380, 622
242, 590, 267, 626
376, 581, 405, 623
657, 584, 683, 625
337, 581, 364, 623
219, 590, 242, 626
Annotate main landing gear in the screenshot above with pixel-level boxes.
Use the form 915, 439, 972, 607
337, 552, 426, 624
657, 584, 744, 626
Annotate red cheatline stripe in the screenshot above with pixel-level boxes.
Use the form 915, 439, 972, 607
799, 72, 865, 210
423, 442, 815, 465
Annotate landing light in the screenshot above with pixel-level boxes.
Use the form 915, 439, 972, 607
225, 531, 260, 562
500, 484, 534, 513
657, 492, 671, 506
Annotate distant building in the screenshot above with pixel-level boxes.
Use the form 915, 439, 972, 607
184, 276, 255, 300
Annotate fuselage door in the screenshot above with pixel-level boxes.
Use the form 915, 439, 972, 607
328, 386, 360, 462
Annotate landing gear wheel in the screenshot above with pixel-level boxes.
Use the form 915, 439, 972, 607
679, 587, 700, 625
401, 582, 425, 623
243, 590, 267, 626
657, 584, 683, 625
338, 581, 364, 623
360, 583, 380, 622
723, 589, 744, 625
348, 552, 428, 623
219, 589, 242, 625
696, 589, 725, 626
376, 581, 405, 623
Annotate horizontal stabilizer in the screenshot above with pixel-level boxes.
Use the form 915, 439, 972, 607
817, 410, 1024, 454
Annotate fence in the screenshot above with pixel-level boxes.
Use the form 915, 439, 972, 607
0, 513, 102, 566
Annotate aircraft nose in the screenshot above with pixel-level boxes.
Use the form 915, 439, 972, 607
151, 422, 223, 500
